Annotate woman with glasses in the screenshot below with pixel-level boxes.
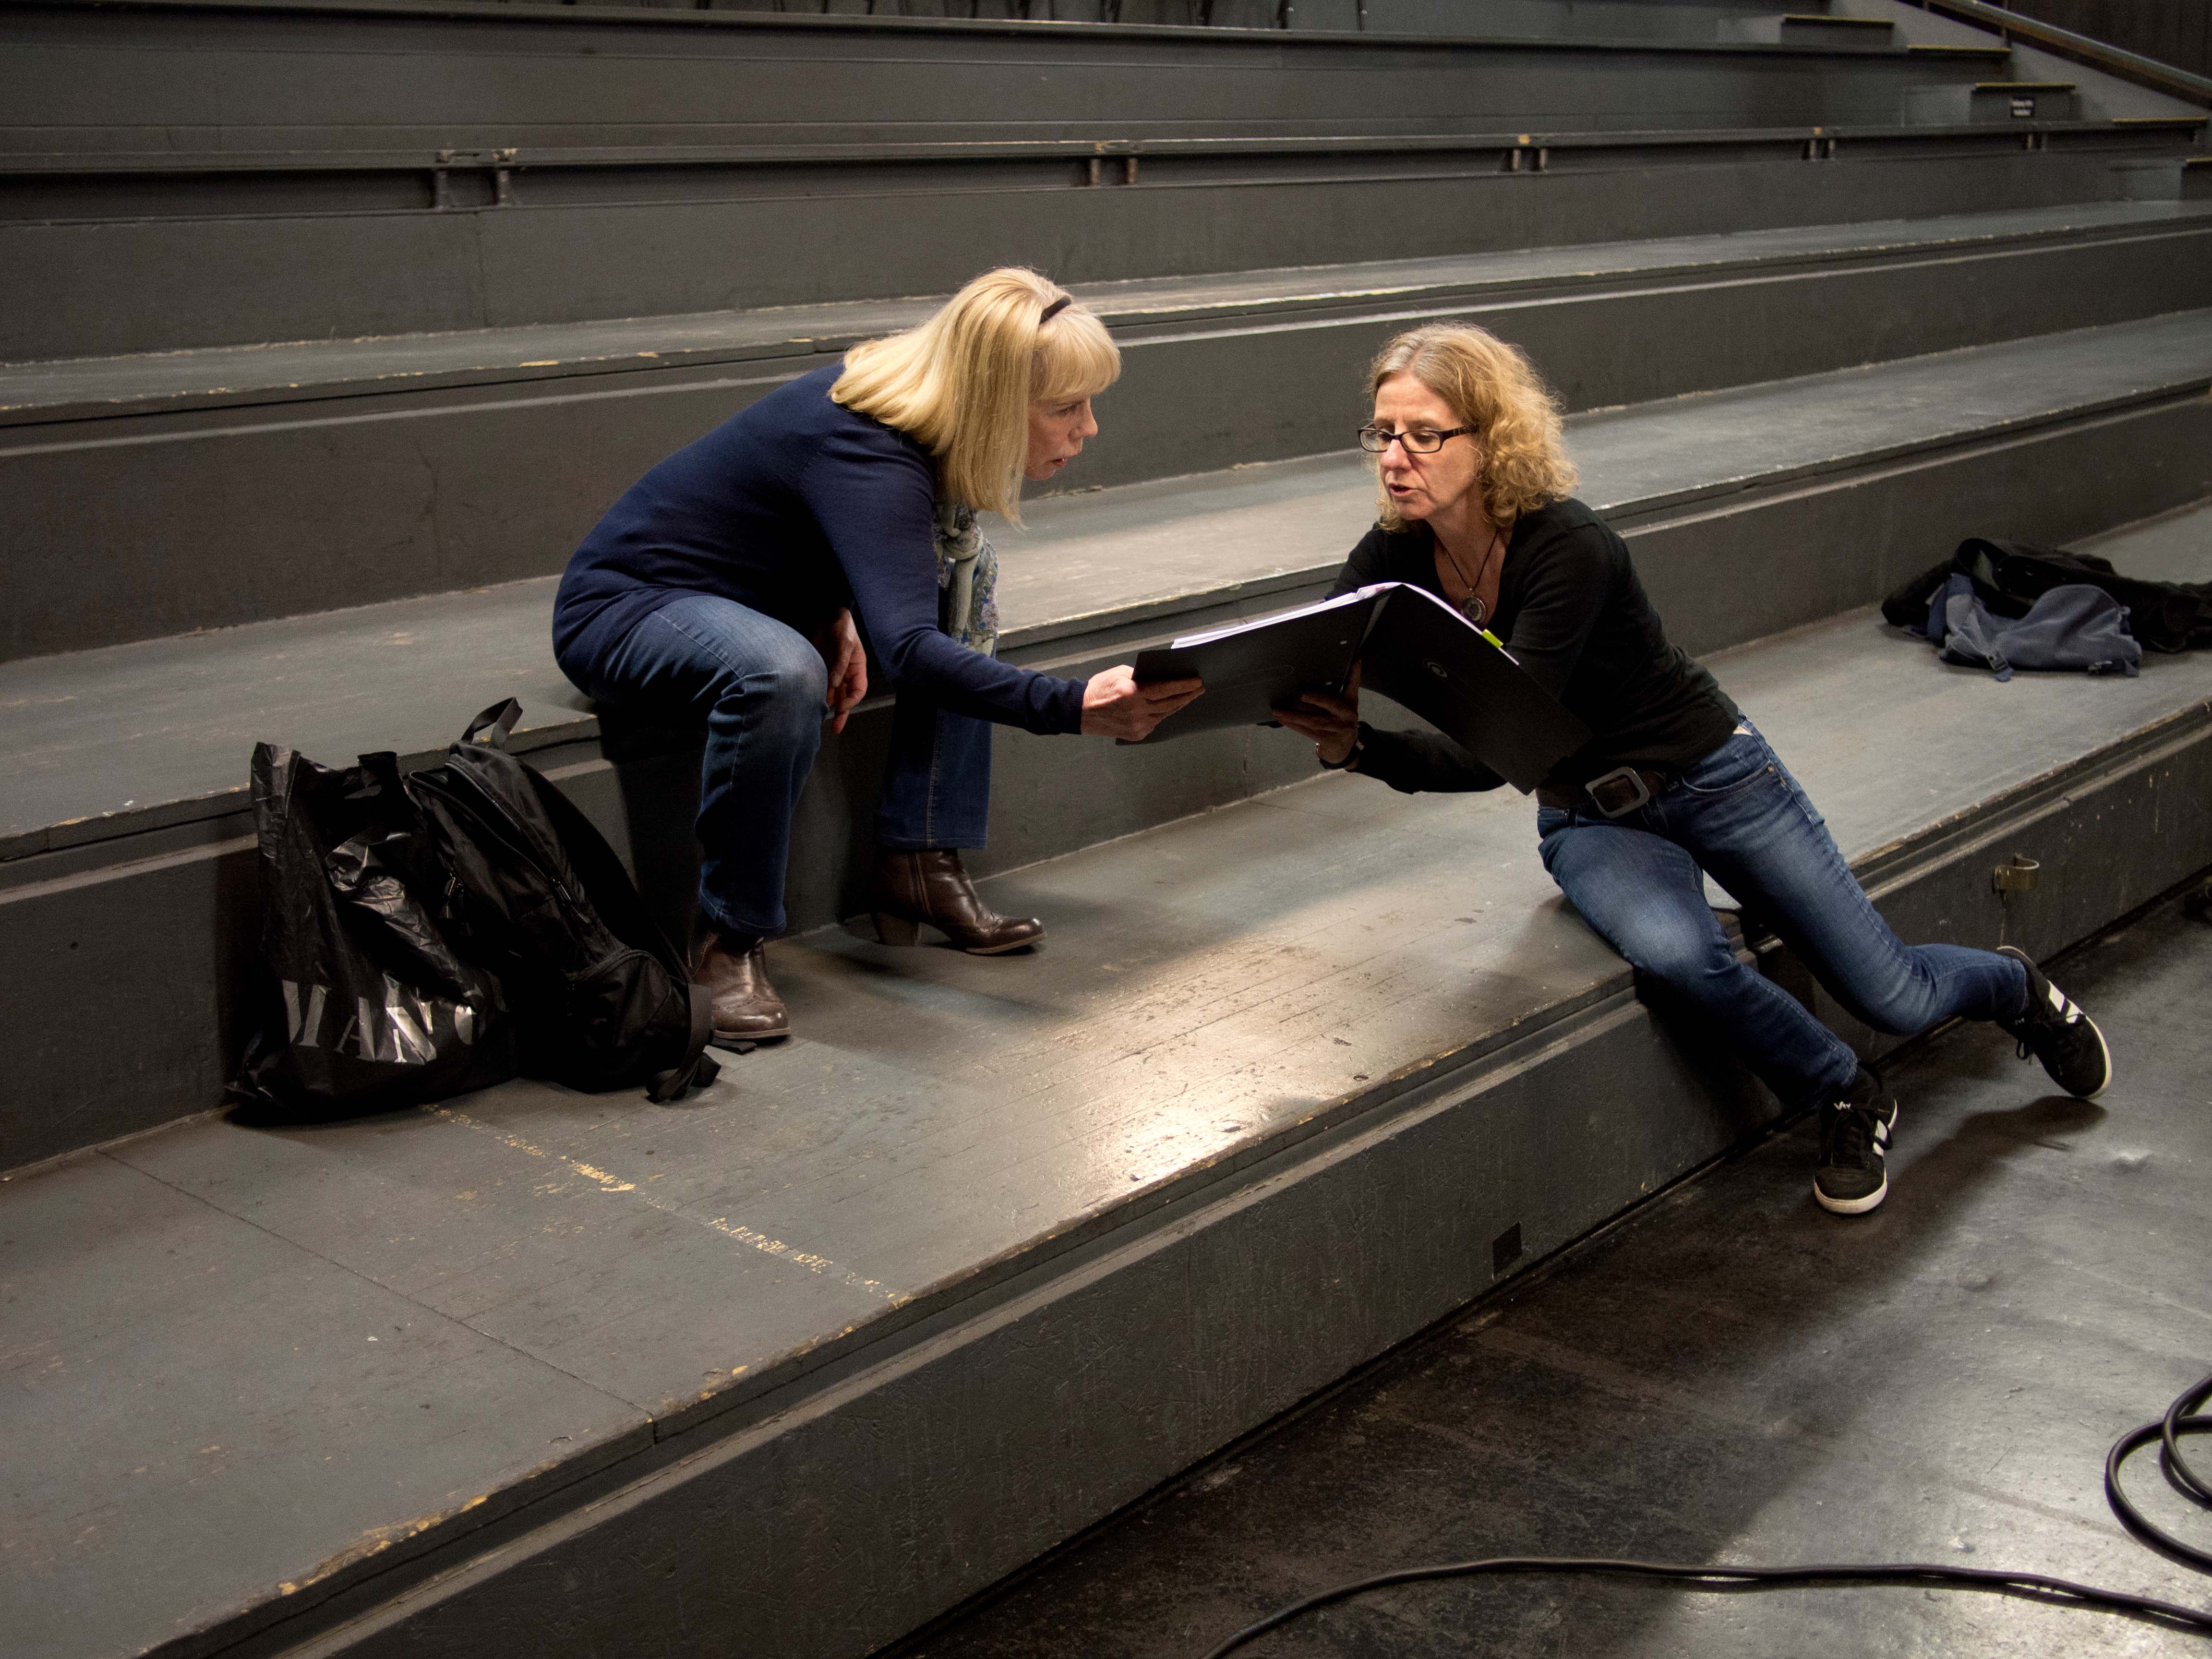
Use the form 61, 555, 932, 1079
554, 268, 1202, 1046
1274, 322, 2110, 1215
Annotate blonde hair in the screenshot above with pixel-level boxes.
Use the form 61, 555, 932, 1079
1368, 323, 1577, 533
831, 267, 1121, 522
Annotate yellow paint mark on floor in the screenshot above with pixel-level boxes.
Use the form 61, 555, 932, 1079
568, 1162, 636, 1192
431, 1107, 893, 1300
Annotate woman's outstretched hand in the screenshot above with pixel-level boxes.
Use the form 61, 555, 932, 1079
818, 608, 869, 734
1082, 666, 1203, 741
1273, 662, 1362, 766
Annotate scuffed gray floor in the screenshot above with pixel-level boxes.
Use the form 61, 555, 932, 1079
902, 890, 2212, 1659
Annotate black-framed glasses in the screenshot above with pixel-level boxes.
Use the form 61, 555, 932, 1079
1357, 424, 1473, 455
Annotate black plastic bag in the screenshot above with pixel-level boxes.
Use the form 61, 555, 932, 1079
232, 745, 517, 1117
408, 702, 718, 1103
1954, 539, 2212, 654
1882, 538, 2212, 653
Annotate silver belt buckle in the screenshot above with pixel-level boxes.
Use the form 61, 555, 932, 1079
1584, 766, 1652, 819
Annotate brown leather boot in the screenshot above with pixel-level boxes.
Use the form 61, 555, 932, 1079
692, 931, 790, 1042
871, 850, 1044, 954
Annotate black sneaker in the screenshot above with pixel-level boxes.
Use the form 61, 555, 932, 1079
1996, 945, 2111, 1100
1815, 1069, 1898, 1215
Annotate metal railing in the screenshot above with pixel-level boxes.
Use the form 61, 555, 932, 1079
1913, 0, 2212, 108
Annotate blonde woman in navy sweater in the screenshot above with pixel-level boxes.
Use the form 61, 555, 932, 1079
556, 269, 1200, 1045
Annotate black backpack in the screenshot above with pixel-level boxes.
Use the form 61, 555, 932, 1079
1883, 538, 2212, 654
407, 702, 719, 1104
231, 744, 519, 1118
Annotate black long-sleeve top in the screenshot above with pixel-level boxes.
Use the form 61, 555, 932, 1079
1329, 497, 1739, 793
553, 365, 1086, 735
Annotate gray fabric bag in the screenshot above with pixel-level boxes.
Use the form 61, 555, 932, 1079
1936, 577, 2141, 683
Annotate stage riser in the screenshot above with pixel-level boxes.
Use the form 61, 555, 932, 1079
3, 146, 2181, 361
0, 717, 1320, 1174
1767, 710, 2212, 1060
204, 719, 2212, 1659
822, 0, 1824, 34
12, 219, 2211, 661
6, 392, 2208, 1172
260, 1000, 1764, 1659
1072, 228, 2212, 525
1625, 394, 2212, 658
0, 4, 1985, 160
9, 0, 1836, 42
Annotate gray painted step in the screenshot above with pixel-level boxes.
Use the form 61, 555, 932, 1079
1740, 12, 1897, 48
2, 325, 2210, 1177
12, 200, 2209, 421
7, 0, 2203, 361
11, 201, 2212, 660
1001, 304, 2212, 633
10, 124, 2199, 363
13, 127, 2201, 364
9, 306, 2212, 861
51, 0, 1877, 45
9, 531, 2212, 1659
0, 0, 1999, 159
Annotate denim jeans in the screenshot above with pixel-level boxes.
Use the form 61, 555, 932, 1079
1536, 721, 2029, 1110
557, 594, 991, 937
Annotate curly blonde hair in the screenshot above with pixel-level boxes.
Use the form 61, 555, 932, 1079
831, 267, 1120, 523
1368, 323, 1577, 533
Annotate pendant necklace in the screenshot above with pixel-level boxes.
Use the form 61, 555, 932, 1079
1443, 524, 1507, 626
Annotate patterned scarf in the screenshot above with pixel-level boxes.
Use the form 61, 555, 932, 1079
933, 499, 1000, 658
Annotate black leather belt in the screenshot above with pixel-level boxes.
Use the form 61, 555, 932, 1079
1536, 766, 1671, 819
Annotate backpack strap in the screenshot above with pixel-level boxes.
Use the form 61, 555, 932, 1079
645, 982, 720, 1103
460, 699, 524, 751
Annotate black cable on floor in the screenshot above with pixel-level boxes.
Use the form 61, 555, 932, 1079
1198, 1370, 2212, 1657
2107, 1368, 2212, 1573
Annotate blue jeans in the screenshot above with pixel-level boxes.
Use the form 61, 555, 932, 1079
1536, 721, 2029, 1110
558, 594, 991, 937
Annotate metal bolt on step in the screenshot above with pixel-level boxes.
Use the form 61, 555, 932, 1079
1993, 853, 2041, 947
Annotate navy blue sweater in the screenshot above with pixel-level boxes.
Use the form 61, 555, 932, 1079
553, 366, 1087, 735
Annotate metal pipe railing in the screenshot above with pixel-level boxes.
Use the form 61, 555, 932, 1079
1912, 0, 2212, 108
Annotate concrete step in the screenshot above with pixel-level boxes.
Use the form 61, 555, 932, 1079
11, 199, 2212, 660
105, 0, 1879, 43
6, 0, 2205, 361
8, 502, 2211, 1659
1905, 76, 2087, 125
4, 310, 2212, 1172
1972, 79, 2080, 122
0, 0, 2001, 162
1721, 12, 1896, 48
24, 114, 2200, 363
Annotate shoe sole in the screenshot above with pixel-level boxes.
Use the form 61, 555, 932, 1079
961, 933, 1044, 956
712, 1025, 788, 1046
2072, 1013, 2113, 1101
1815, 1176, 1887, 1215
871, 914, 1043, 954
